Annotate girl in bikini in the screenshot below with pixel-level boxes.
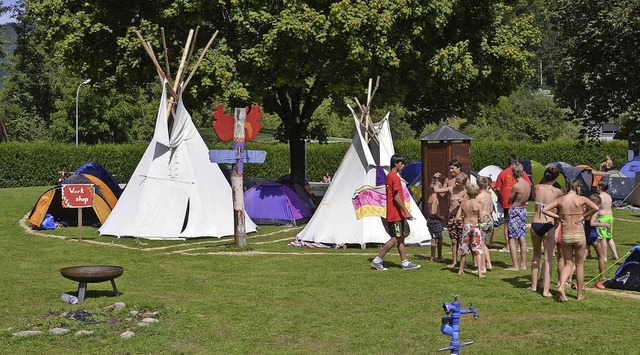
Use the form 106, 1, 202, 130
529, 165, 564, 298
542, 179, 599, 302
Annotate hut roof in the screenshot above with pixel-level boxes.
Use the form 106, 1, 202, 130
418, 125, 473, 141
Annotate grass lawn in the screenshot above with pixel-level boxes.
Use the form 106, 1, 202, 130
1, 186, 639, 354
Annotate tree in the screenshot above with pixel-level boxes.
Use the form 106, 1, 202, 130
12, 1, 538, 184
552, 0, 640, 124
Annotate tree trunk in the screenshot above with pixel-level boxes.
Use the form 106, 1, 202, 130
0, 116, 9, 142
289, 138, 306, 185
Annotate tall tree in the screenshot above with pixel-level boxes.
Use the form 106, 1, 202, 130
553, 0, 640, 123
14, 1, 538, 183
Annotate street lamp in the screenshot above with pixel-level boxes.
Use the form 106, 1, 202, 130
75, 79, 92, 146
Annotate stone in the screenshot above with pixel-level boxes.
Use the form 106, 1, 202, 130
137, 322, 149, 327
48, 328, 70, 335
130, 310, 139, 317
120, 330, 135, 339
140, 311, 155, 319
13, 330, 43, 337
141, 317, 158, 323
75, 330, 94, 336
113, 302, 126, 311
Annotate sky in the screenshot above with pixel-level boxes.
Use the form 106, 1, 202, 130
0, 0, 18, 24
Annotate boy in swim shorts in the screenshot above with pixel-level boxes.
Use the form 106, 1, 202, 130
597, 181, 618, 260
458, 183, 484, 277
427, 176, 445, 261
506, 164, 531, 271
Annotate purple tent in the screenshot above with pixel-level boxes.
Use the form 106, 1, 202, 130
244, 182, 312, 226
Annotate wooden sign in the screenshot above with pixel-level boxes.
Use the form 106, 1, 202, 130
61, 184, 94, 208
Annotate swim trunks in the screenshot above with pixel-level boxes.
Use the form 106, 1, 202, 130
597, 215, 614, 239
531, 222, 553, 237
448, 216, 463, 240
479, 215, 493, 242
508, 206, 527, 239
460, 224, 482, 256
427, 219, 443, 239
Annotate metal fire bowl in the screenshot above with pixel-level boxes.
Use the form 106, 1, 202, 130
60, 266, 124, 283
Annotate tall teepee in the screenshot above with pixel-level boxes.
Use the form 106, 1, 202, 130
297, 79, 430, 246
99, 28, 256, 240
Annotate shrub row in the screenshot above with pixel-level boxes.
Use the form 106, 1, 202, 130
0, 139, 627, 188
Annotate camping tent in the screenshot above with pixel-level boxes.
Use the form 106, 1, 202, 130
521, 160, 545, 185
244, 182, 312, 225
296, 108, 430, 246
477, 165, 502, 182
28, 174, 113, 228
400, 162, 421, 186
75, 162, 123, 199
547, 162, 593, 195
604, 176, 635, 201
602, 245, 640, 291
620, 157, 640, 178
98, 83, 256, 240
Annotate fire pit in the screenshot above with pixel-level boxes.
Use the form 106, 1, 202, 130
60, 266, 124, 302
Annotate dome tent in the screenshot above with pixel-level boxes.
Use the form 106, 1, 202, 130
244, 182, 312, 226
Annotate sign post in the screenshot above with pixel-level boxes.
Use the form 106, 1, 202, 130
61, 184, 94, 241
211, 104, 264, 247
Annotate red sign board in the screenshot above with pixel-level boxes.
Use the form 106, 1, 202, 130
61, 184, 94, 208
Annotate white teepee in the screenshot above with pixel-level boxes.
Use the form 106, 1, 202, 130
99, 28, 256, 240
296, 107, 431, 246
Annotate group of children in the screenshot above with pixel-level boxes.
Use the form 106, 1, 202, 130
411, 156, 619, 301
371, 154, 619, 301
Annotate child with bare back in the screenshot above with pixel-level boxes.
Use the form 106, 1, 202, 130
529, 165, 563, 297
433, 160, 468, 268
506, 164, 531, 271
543, 179, 599, 301
427, 176, 445, 261
476, 176, 494, 273
596, 181, 618, 261
457, 183, 484, 277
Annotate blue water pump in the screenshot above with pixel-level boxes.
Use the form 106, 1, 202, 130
438, 295, 478, 354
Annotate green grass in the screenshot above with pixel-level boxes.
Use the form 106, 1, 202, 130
1, 186, 639, 354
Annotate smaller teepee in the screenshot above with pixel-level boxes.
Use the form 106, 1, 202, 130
297, 78, 430, 246
99, 28, 256, 240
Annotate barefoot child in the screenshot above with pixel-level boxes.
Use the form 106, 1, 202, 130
506, 164, 531, 271
585, 194, 608, 281
597, 181, 618, 261
477, 176, 494, 273
543, 180, 599, 301
427, 176, 445, 261
458, 183, 484, 277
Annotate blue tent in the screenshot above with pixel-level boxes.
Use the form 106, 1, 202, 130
602, 245, 640, 291
620, 156, 640, 178
400, 162, 421, 185
75, 162, 122, 198
547, 162, 593, 196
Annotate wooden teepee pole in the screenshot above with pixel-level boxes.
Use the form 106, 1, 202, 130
172, 29, 195, 96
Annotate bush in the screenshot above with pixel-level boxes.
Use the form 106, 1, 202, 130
0, 139, 629, 188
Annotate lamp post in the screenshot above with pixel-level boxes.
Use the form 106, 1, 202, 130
75, 79, 91, 146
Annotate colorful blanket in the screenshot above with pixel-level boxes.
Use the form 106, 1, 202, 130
352, 185, 411, 219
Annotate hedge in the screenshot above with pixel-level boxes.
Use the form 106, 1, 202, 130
0, 139, 628, 188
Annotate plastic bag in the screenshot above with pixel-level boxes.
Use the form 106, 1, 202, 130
40, 214, 55, 230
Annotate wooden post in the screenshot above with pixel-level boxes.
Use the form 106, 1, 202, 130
77, 208, 83, 241
232, 108, 247, 247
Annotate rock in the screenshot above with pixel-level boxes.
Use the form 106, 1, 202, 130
139, 311, 155, 319
130, 310, 139, 317
48, 328, 69, 335
137, 322, 149, 327
120, 330, 135, 339
13, 330, 43, 337
113, 302, 126, 311
141, 317, 158, 323
75, 330, 94, 336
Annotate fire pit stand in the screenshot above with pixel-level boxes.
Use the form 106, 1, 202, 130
60, 266, 124, 302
